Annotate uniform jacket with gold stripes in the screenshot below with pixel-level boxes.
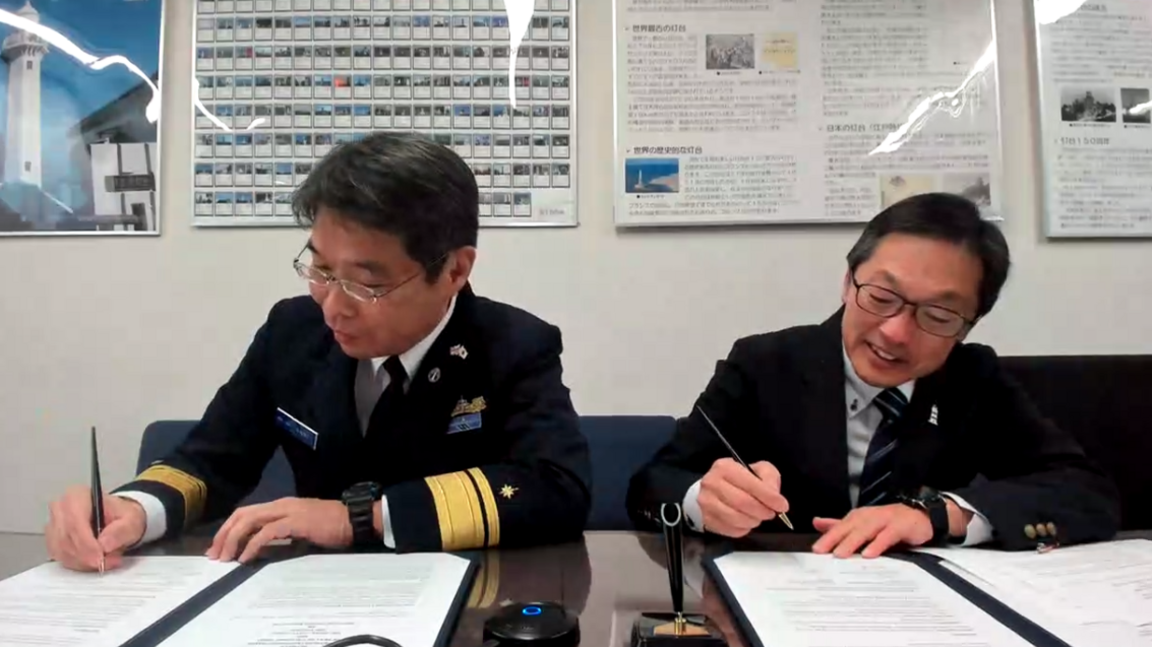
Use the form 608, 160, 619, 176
114, 284, 592, 552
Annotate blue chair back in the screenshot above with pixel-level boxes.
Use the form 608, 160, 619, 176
136, 420, 295, 507
578, 415, 676, 530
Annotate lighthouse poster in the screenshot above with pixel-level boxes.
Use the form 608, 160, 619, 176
0, 0, 162, 235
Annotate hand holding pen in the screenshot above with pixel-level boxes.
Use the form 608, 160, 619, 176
42, 428, 148, 573
694, 406, 793, 536
90, 427, 106, 574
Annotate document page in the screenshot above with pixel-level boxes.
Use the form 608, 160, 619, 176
0, 556, 240, 647
711, 552, 1033, 647
159, 553, 473, 647
920, 539, 1152, 646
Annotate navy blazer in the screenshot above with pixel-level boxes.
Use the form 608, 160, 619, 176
627, 310, 1120, 550
117, 285, 591, 552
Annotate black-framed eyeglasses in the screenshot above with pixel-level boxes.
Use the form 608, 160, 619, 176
293, 244, 446, 304
850, 275, 975, 338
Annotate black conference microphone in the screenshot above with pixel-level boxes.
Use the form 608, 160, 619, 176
483, 601, 580, 647
314, 601, 581, 647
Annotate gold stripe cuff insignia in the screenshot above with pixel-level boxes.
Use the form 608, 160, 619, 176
466, 551, 500, 608
135, 465, 207, 528
468, 467, 501, 548
425, 471, 485, 551
479, 550, 500, 607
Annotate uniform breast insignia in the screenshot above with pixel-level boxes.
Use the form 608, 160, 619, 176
448, 396, 487, 434
450, 344, 468, 359
500, 484, 517, 499
451, 396, 486, 417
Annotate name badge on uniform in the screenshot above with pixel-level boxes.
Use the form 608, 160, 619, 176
448, 396, 486, 434
276, 407, 319, 450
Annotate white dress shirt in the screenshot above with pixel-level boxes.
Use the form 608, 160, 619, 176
119, 297, 457, 549
683, 346, 993, 546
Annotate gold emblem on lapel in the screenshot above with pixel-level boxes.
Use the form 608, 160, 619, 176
500, 484, 517, 499
450, 344, 468, 359
451, 396, 487, 417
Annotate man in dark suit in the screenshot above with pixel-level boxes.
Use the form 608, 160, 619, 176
628, 193, 1120, 557
46, 132, 591, 571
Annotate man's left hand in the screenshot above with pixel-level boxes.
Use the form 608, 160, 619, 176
811, 503, 936, 558
207, 498, 353, 563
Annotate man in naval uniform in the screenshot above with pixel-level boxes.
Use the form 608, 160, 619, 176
46, 132, 591, 570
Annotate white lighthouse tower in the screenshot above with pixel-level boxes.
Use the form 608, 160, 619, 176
2, 1, 48, 187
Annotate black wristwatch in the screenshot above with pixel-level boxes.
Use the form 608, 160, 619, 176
898, 487, 952, 545
342, 481, 382, 547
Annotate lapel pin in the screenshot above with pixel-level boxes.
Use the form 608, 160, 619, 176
929, 404, 939, 426
428, 367, 441, 383
450, 344, 468, 359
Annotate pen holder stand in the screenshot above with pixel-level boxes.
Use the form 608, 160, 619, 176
630, 613, 726, 647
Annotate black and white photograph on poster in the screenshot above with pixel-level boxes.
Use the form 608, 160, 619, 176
1121, 88, 1151, 125
1060, 86, 1117, 123
705, 34, 754, 71
941, 173, 992, 208
0, 0, 162, 235
192, 1, 577, 227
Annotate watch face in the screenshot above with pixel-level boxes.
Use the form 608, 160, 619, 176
345, 481, 380, 501
917, 487, 943, 503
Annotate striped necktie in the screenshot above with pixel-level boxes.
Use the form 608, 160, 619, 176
857, 387, 909, 507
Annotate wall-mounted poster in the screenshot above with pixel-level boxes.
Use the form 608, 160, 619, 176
0, 0, 163, 236
191, 0, 577, 228
1035, 0, 1152, 237
612, 0, 1003, 228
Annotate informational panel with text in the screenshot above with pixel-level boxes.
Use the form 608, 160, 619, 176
1036, 0, 1152, 237
192, 0, 577, 227
613, 0, 1003, 227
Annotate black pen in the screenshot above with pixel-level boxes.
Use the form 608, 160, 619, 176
660, 503, 685, 630
91, 426, 106, 574
695, 405, 793, 530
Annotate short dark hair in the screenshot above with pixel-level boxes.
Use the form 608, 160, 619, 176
846, 192, 1010, 319
293, 131, 479, 280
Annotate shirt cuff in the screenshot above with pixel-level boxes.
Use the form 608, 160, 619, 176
113, 491, 167, 547
683, 479, 705, 532
380, 494, 395, 549
942, 492, 993, 546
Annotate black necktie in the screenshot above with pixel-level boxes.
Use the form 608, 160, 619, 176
365, 356, 407, 441
857, 387, 909, 507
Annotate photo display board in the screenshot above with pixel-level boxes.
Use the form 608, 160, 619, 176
192, 0, 576, 227
1035, 0, 1152, 237
613, 0, 1003, 227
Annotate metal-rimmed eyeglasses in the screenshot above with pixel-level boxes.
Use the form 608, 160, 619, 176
292, 244, 445, 304
851, 275, 975, 338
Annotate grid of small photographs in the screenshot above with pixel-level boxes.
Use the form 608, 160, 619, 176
192, 0, 574, 225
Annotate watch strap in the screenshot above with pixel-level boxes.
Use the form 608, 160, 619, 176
343, 482, 381, 547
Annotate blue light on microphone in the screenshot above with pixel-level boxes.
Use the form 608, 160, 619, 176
522, 606, 542, 616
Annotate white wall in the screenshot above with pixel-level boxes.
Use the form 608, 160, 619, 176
0, 0, 1149, 533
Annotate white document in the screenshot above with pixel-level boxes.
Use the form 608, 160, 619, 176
0, 556, 240, 647
920, 539, 1152, 646
711, 552, 1033, 647
159, 553, 473, 647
